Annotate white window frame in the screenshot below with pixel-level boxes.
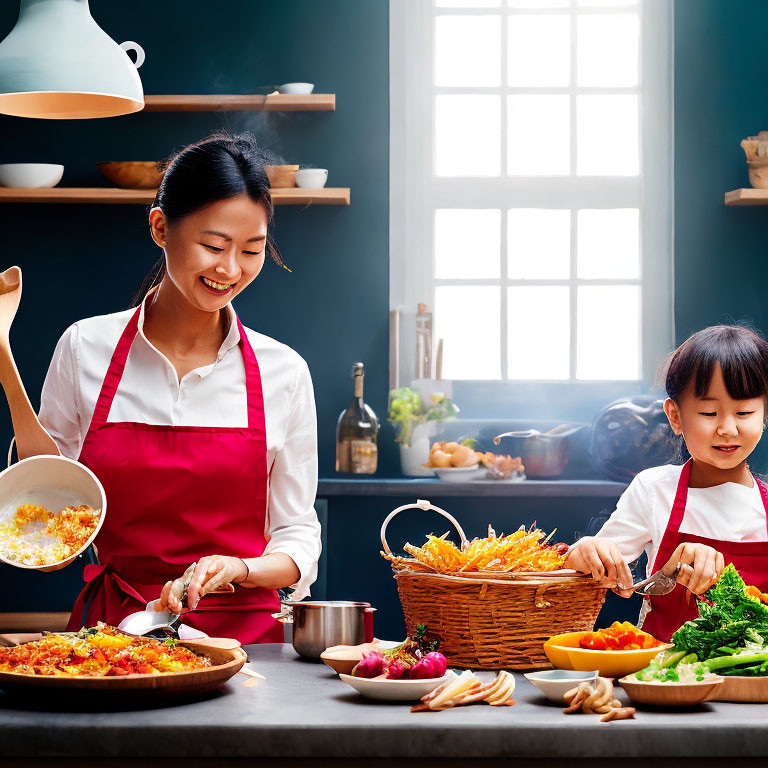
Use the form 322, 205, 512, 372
390, 0, 674, 390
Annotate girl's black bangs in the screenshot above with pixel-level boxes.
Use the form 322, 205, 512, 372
692, 337, 768, 401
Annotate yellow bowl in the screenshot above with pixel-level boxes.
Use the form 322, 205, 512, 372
545, 631, 671, 678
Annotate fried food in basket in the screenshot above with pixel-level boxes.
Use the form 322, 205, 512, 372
382, 523, 568, 574
0, 623, 211, 677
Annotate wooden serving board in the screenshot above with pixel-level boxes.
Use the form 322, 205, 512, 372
0, 637, 246, 694
716, 675, 768, 702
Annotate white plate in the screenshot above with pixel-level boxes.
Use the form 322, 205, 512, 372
432, 465, 484, 483
339, 672, 450, 701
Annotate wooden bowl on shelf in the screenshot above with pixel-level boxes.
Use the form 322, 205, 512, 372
98, 161, 163, 190
265, 164, 299, 188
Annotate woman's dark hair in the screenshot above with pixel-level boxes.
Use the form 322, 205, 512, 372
133, 131, 282, 305
664, 325, 768, 402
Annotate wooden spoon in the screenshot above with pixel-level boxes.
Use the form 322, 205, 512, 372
0, 266, 60, 459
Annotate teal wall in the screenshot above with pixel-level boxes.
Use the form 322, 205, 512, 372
0, 0, 393, 611
674, 0, 768, 473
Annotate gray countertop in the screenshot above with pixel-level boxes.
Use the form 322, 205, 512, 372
1, 644, 767, 761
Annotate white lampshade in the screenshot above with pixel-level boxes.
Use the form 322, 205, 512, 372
0, 0, 145, 119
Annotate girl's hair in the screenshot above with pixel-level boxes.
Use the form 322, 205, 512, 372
133, 131, 283, 306
664, 325, 768, 402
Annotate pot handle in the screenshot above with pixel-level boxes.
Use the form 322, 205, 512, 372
364, 607, 375, 642
380, 498, 469, 555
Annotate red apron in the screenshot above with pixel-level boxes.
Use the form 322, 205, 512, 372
642, 459, 768, 642
66, 302, 282, 643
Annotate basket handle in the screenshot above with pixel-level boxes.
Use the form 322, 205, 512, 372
380, 498, 469, 555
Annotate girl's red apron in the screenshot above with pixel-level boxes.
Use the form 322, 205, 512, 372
642, 459, 768, 642
66, 303, 282, 643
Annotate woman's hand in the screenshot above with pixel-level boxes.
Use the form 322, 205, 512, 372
666, 542, 725, 595
154, 555, 249, 613
565, 536, 634, 593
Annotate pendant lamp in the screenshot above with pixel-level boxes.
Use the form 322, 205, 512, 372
0, 0, 145, 119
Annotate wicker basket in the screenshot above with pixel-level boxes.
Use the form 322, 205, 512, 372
381, 499, 607, 669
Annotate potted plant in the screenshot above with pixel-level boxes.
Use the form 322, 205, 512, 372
387, 388, 459, 476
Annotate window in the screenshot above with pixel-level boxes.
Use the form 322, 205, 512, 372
390, 0, 672, 390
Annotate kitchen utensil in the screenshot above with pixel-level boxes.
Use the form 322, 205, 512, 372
98, 161, 163, 189
619, 676, 723, 706
265, 164, 299, 188
294, 168, 328, 189
338, 671, 449, 701
494, 424, 583, 479
0, 163, 63, 188
524, 669, 598, 703
276, 82, 314, 94
627, 562, 681, 596
0, 454, 106, 571
275, 600, 376, 659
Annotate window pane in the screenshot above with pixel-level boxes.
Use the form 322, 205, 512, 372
508, 95, 570, 175
508, 209, 570, 279
576, 95, 638, 175
508, 287, 570, 379
577, 209, 639, 279
435, 286, 501, 379
577, 285, 639, 379
577, 14, 639, 87
437, 0, 500, 6
509, 0, 569, 7
508, 15, 570, 87
436, 209, 500, 278
577, 0, 636, 6
436, 95, 501, 176
436, 16, 501, 87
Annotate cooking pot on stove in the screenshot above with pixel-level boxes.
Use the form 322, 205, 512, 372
273, 600, 375, 659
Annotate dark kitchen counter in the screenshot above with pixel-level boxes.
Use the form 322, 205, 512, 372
1, 644, 768, 766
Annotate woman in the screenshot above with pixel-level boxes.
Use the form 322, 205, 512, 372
12, 132, 321, 643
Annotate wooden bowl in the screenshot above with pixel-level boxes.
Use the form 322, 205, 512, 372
619, 676, 724, 706
716, 676, 768, 702
320, 642, 376, 675
545, 631, 671, 678
265, 164, 298, 188
98, 161, 163, 190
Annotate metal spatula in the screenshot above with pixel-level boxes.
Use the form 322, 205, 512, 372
628, 562, 681, 596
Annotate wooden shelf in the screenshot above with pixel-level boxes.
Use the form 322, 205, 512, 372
143, 94, 335, 112
0, 187, 350, 206
725, 188, 768, 206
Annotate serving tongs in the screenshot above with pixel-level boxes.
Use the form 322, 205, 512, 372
627, 562, 681, 596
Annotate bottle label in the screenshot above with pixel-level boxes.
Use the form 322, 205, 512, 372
349, 439, 378, 474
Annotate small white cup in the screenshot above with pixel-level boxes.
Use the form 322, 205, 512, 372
276, 82, 314, 95
294, 168, 328, 189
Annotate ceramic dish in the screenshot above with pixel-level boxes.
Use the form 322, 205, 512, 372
276, 82, 314, 94
544, 631, 670, 678
294, 168, 328, 189
339, 672, 450, 701
619, 676, 724, 706
524, 669, 598, 703
0, 163, 63, 188
431, 465, 484, 483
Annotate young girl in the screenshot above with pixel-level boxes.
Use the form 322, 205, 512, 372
566, 325, 768, 640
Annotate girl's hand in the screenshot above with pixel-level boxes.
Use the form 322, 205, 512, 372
666, 542, 725, 595
154, 556, 249, 613
565, 536, 634, 593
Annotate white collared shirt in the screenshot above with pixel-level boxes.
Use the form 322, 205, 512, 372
596, 463, 768, 575
38, 299, 321, 600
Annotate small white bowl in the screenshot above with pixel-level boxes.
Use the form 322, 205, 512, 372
432, 465, 484, 483
294, 168, 328, 189
0, 163, 63, 188
339, 672, 450, 701
524, 669, 598, 703
0, 455, 106, 571
276, 82, 315, 95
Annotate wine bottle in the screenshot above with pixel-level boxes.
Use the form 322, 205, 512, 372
335, 362, 378, 474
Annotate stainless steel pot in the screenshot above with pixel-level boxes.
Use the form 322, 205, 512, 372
494, 424, 584, 478
273, 600, 376, 659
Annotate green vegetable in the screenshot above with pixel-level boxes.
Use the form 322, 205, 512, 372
387, 388, 460, 446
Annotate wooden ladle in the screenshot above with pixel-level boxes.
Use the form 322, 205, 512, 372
0, 266, 60, 460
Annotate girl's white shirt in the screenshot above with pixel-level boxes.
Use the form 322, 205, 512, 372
596, 463, 768, 575
38, 299, 321, 600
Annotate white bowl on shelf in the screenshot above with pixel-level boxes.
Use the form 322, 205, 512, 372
431, 465, 484, 483
0, 163, 63, 188
294, 168, 328, 189
276, 82, 315, 94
